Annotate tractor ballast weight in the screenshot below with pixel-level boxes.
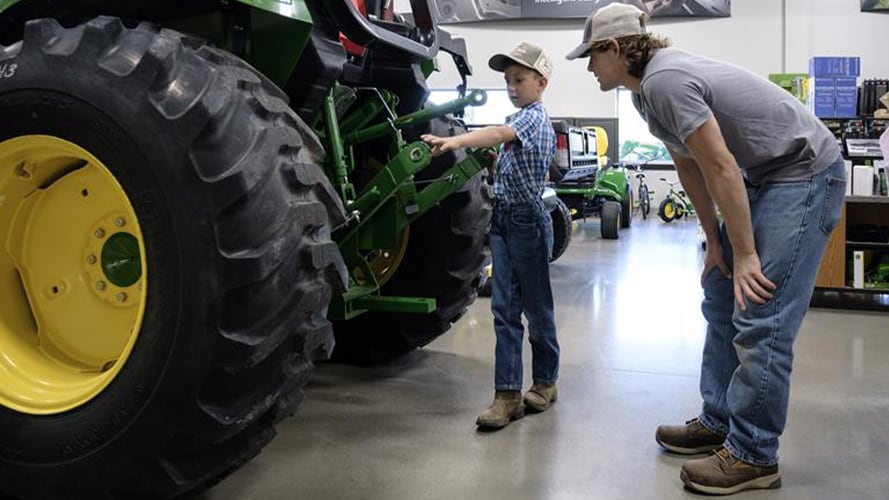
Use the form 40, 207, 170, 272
0, 1, 493, 498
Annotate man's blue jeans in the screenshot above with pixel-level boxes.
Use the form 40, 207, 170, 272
697, 157, 847, 466
489, 201, 559, 391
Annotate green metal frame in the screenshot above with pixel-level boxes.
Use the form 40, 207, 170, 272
0, 0, 494, 320
322, 89, 491, 319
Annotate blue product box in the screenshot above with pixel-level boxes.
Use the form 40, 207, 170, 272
809, 77, 835, 94
835, 76, 858, 89
809, 57, 861, 77
813, 103, 836, 117
834, 102, 857, 118
835, 84, 858, 117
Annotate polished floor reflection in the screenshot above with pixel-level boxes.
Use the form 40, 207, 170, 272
203, 218, 889, 500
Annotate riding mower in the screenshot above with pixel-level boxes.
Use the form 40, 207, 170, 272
549, 121, 632, 239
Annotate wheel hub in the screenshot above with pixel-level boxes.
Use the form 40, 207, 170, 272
0, 135, 146, 414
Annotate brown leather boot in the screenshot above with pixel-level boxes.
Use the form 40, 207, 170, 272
523, 383, 558, 413
476, 391, 524, 429
655, 418, 725, 454
681, 447, 781, 495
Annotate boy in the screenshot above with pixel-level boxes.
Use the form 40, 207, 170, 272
422, 42, 559, 430
566, 3, 844, 495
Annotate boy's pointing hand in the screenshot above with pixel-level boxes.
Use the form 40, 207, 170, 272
421, 134, 459, 157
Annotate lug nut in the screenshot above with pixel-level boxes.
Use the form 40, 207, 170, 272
115, 217, 126, 227
96, 281, 106, 291
95, 228, 106, 238
86, 255, 97, 265
116, 293, 127, 302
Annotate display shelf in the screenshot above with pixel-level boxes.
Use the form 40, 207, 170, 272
815, 196, 889, 310
846, 195, 889, 204
846, 241, 889, 249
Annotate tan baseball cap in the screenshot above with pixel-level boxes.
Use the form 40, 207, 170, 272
489, 42, 553, 79
565, 3, 648, 60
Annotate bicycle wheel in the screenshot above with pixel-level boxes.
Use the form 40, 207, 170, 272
639, 184, 650, 219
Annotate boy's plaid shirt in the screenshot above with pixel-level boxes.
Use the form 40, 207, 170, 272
493, 101, 555, 205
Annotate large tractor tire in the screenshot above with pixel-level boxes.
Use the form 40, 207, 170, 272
0, 18, 345, 500
332, 116, 491, 364
549, 197, 572, 262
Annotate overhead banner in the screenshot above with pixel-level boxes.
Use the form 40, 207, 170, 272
860, 0, 889, 11
431, 0, 731, 24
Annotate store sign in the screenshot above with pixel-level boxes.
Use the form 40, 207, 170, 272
431, 0, 730, 24
860, 0, 889, 12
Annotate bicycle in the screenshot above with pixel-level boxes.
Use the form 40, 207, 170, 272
657, 177, 695, 223
634, 165, 652, 219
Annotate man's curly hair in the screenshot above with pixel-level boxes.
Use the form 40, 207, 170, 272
590, 34, 671, 78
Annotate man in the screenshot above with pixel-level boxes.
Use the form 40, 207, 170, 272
566, 3, 846, 495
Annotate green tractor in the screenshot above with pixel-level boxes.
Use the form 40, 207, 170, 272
0, 1, 494, 498
549, 121, 632, 239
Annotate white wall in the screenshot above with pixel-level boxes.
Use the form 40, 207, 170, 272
395, 0, 889, 118
786, 0, 888, 80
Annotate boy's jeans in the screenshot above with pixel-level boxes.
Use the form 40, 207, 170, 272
697, 157, 846, 466
489, 200, 559, 391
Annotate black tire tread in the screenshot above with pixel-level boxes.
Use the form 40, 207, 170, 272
549, 198, 572, 262
0, 17, 345, 500
601, 200, 621, 239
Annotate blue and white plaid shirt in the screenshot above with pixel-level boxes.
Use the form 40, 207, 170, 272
493, 101, 556, 205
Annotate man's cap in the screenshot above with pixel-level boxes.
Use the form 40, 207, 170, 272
565, 3, 648, 60
489, 42, 553, 79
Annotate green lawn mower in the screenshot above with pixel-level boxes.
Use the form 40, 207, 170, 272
549, 121, 632, 239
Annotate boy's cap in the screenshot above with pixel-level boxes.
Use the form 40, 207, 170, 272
489, 42, 553, 79
565, 4, 648, 60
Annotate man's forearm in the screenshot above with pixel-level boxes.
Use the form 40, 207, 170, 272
683, 118, 756, 257
699, 164, 755, 256
670, 152, 720, 242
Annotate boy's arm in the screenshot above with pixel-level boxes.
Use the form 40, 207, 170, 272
422, 125, 516, 156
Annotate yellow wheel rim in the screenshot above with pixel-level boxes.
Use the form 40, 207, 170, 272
0, 135, 146, 415
352, 157, 411, 288
353, 227, 410, 288
664, 201, 675, 219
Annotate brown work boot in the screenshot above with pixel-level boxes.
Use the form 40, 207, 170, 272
681, 447, 781, 495
655, 418, 725, 454
476, 391, 524, 429
523, 383, 557, 413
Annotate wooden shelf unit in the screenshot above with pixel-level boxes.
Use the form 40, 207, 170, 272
816, 196, 889, 291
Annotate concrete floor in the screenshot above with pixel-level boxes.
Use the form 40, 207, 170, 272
202, 217, 889, 500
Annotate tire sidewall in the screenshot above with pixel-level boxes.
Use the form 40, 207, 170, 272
0, 42, 212, 469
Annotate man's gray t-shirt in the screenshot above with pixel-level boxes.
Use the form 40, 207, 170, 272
632, 48, 840, 184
